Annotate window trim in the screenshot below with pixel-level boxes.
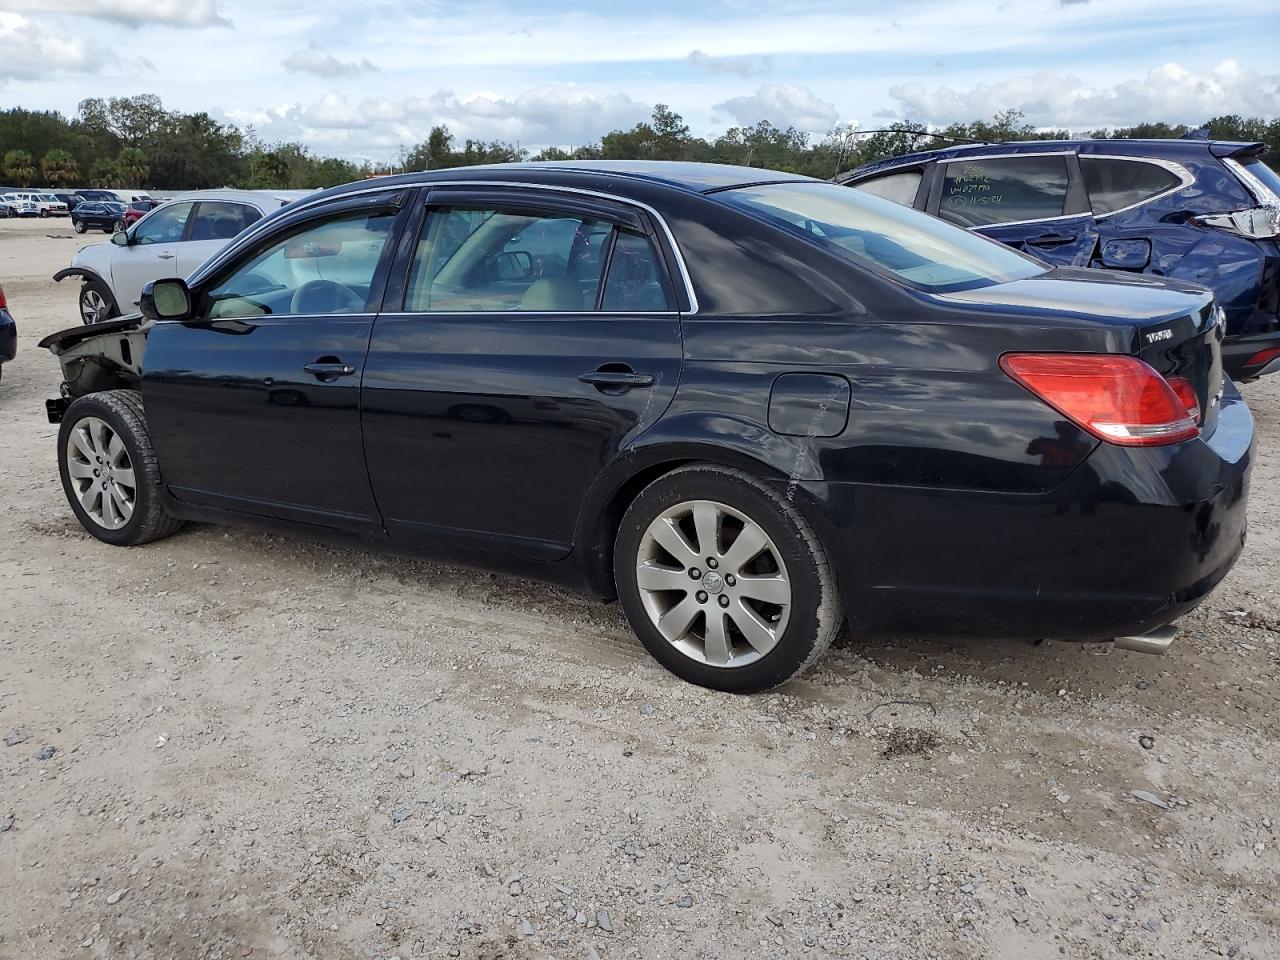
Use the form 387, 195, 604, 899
394, 191, 680, 316
1081, 154, 1195, 219
931, 151, 1083, 229
194, 180, 699, 314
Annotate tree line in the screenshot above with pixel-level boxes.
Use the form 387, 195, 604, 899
2, 94, 1277, 193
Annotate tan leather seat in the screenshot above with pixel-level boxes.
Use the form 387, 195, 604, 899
519, 277, 584, 311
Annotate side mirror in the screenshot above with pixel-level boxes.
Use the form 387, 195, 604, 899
140, 278, 192, 322
494, 250, 533, 281
111, 230, 129, 246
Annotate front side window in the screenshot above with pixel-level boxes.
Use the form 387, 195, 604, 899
854, 170, 923, 207
133, 201, 194, 244
200, 210, 396, 319
190, 202, 262, 242
1081, 158, 1182, 215
719, 181, 1045, 292
406, 206, 612, 312
938, 156, 1070, 227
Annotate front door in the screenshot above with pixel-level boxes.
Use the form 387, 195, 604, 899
361, 189, 685, 558
932, 153, 1099, 267
144, 197, 405, 533
110, 200, 195, 311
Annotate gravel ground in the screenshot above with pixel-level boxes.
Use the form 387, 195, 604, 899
1, 216, 1277, 960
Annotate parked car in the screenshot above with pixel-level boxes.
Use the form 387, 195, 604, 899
0, 280, 14, 382
53, 192, 81, 212
34, 193, 69, 216
54, 189, 305, 324
839, 138, 1280, 382
71, 201, 129, 235
3, 194, 39, 217
122, 199, 161, 226
74, 189, 125, 205
38, 162, 1253, 692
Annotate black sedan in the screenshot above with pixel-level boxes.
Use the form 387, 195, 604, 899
38, 162, 1253, 692
71, 201, 127, 234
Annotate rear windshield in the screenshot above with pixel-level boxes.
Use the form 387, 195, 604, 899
718, 182, 1046, 293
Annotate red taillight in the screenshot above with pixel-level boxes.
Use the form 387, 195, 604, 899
1165, 375, 1202, 424
1245, 346, 1280, 369
1000, 353, 1200, 447
0, 283, 6, 309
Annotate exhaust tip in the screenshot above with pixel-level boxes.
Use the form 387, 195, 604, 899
1115, 625, 1176, 655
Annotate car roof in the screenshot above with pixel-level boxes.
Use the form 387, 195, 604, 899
308, 161, 818, 207
840, 138, 1266, 181
166, 188, 315, 209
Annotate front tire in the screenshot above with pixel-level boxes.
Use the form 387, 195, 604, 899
39, 209, 49, 218
79, 278, 118, 325
112, 219, 126, 232
614, 464, 842, 693
57, 391, 184, 546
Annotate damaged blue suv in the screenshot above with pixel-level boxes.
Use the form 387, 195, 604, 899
839, 139, 1280, 381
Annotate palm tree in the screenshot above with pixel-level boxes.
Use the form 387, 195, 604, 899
41, 149, 80, 187
115, 148, 149, 188
3, 150, 37, 186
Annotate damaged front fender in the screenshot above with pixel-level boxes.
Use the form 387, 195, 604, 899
39, 315, 148, 412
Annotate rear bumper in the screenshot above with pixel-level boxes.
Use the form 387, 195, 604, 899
787, 386, 1254, 643
0, 308, 16, 363
1222, 327, 1280, 381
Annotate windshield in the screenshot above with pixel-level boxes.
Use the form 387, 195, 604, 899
718, 181, 1047, 292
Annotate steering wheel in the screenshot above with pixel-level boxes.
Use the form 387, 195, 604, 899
289, 279, 365, 315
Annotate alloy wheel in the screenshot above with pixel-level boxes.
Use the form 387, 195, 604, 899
635, 499, 791, 668
65, 416, 136, 530
81, 289, 109, 324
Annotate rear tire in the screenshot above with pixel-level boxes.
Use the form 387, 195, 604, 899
57, 390, 184, 547
73, 219, 86, 234
614, 464, 842, 693
79, 278, 118, 325
112, 219, 125, 232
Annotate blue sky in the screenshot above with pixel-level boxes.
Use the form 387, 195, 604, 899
1, 0, 1277, 163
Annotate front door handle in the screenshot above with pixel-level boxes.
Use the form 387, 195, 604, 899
579, 369, 655, 390
304, 360, 357, 381
1025, 233, 1077, 247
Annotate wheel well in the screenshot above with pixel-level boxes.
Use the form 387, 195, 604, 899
583, 459, 695, 599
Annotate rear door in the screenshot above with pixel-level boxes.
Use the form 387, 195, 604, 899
931, 154, 1098, 267
361, 187, 685, 559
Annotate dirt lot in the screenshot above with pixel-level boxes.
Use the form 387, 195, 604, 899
0, 215, 1277, 960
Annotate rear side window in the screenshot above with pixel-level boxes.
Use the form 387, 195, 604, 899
190, 202, 261, 241
407, 207, 612, 312
1081, 158, 1181, 215
853, 170, 922, 207
939, 156, 1070, 227
602, 232, 674, 311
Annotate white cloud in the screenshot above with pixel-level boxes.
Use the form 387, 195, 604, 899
687, 50, 772, 78
226, 85, 654, 158
0, 0, 229, 28
0, 12, 110, 82
713, 84, 839, 133
888, 60, 1280, 128
283, 43, 377, 78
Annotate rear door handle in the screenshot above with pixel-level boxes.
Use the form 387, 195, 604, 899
157, 252, 176, 260
579, 370, 654, 390
304, 361, 357, 380
1026, 233, 1077, 247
